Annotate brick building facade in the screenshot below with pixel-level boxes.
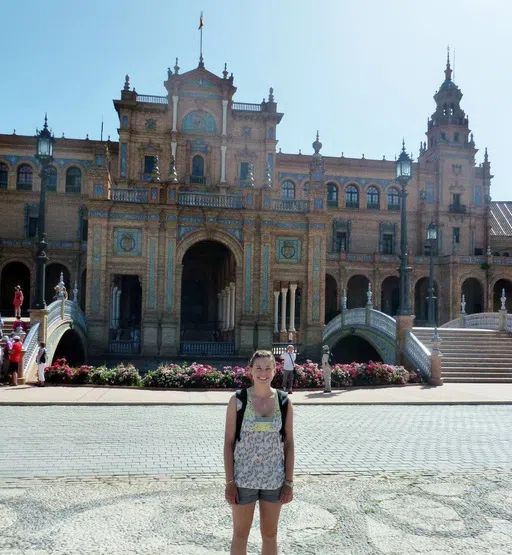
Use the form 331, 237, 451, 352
1, 54, 512, 359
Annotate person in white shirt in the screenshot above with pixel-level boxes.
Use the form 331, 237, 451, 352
281, 345, 296, 394
321, 345, 332, 393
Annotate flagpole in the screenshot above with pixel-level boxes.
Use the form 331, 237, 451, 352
199, 11, 204, 67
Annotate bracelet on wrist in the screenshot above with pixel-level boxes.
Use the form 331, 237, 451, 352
226, 479, 236, 485
283, 480, 294, 488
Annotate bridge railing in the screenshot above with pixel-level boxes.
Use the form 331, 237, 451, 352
368, 310, 396, 340
404, 329, 431, 381
323, 308, 396, 341
21, 322, 40, 379
440, 312, 499, 330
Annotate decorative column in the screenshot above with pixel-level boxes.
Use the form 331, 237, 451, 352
273, 291, 280, 333
225, 287, 231, 332
222, 100, 228, 136
172, 96, 179, 132
221, 289, 227, 331
111, 286, 117, 328
430, 327, 443, 386
116, 288, 122, 328
499, 288, 507, 332
220, 146, 227, 183
280, 287, 288, 333
217, 292, 222, 329
171, 142, 177, 159
229, 282, 236, 330
289, 283, 297, 332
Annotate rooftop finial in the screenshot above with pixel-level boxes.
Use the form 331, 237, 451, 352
312, 130, 322, 155
402, 138, 406, 152
43, 113, 48, 130
123, 74, 130, 91
223, 63, 228, 79
174, 57, 180, 74
444, 45, 453, 81
484, 147, 489, 163
268, 87, 274, 102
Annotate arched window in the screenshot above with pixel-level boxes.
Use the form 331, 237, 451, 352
346, 185, 359, 208
281, 180, 295, 200
387, 187, 400, 210
326, 183, 338, 207
191, 155, 205, 184
303, 181, 309, 198
65, 167, 82, 193
367, 186, 380, 209
17, 165, 33, 190
0, 162, 8, 189
46, 166, 57, 192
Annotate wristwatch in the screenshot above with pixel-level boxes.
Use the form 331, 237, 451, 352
283, 480, 294, 488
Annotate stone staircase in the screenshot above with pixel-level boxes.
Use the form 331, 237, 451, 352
1, 317, 31, 339
413, 327, 512, 383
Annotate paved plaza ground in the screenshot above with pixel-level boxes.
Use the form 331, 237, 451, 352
0, 404, 512, 553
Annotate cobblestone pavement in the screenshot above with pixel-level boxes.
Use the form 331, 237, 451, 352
1, 472, 512, 554
2, 406, 512, 553
2, 405, 512, 478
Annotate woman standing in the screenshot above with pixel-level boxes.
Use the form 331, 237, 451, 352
224, 350, 295, 555
13, 286, 23, 318
36, 342, 47, 387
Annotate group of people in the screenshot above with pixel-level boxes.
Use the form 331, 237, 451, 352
281, 343, 334, 394
224, 343, 334, 554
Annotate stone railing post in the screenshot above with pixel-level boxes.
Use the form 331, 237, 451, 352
460, 294, 467, 328
365, 283, 373, 325
430, 327, 443, 386
395, 314, 415, 366
499, 288, 507, 332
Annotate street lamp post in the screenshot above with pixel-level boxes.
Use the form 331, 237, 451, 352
426, 222, 438, 326
395, 141, 413, 316
34, 115, 55, 310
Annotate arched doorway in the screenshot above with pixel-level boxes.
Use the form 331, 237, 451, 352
181, 240, 236, 343
381, 276, 399, 316
52, 329, 86, 366
346, 275, 369, 309
414, 277, 438, 326
331, 335, 381, 364
461, 278, 483, 314
0, 262, 31, 316
109, 275, 142, 354
325, 274, 338, 324
45, 263, 70, 305
493, 279, 512, 312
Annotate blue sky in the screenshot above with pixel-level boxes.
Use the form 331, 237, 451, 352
1, 0, 510, 199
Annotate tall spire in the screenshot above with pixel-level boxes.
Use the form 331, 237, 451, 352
198, 11, 204, 67
174, 58, 180, 75
445, 45, 453, 82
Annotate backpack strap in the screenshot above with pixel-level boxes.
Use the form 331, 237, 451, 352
277, 389, 289, 442
234, 388, 248, 443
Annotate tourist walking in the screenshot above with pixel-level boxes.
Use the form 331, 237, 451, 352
12, 316, 27, 333
8, 335, 22, 386
224, 350, 294, 555
13, 286, 23, 318
36, 342, 47, 387
321, 344, 333, 393
281, 344, 296, 394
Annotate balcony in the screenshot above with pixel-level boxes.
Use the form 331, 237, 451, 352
137, 94, 167, 105
178, 192, 243, 209
449, 203, 466, 214
16, 182, 32, 191
367, 202, 380, 210
232, 102, 262, 112
112, 188, 149, 203
346, 201, 359, 209
184, 175, 212, 186
388, 203, 400, 211
273, 199, 309, 213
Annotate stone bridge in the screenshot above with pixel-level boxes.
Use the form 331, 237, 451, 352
18, 299, 88, 383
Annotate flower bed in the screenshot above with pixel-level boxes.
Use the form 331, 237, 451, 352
43, 358, 422, 388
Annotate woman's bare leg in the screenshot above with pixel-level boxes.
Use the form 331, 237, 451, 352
231, 502, 256, 555
259, 500, 282, 555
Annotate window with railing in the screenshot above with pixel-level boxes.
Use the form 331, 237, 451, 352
65, 167, 82, 193
144, 155, 155, 175
17, 165, 33, 190
281, 180, 295, 200
0, 162, 8, 189
326, 183, 338, 208
345, 185, 359, 208
303, 181, 309, 198
334, 231, 348, 253
190, 154, 205, 184
46, 166, 57, 192
387, 187, 400, 210
367, 186, 380, 209
28, 217, 38, 238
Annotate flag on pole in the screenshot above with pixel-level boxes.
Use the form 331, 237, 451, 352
198, 11, 204, 30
